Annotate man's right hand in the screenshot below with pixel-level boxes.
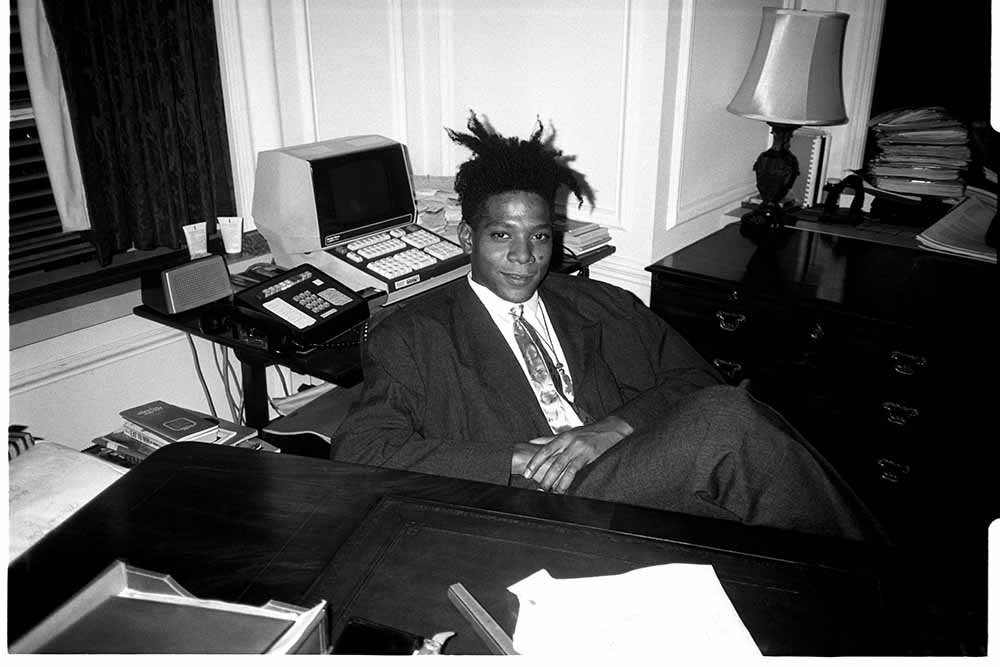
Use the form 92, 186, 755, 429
522, 416, 634, 493
511, 441, 543, 477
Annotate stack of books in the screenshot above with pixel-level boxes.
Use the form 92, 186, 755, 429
86, 400, 269, 467
865, 107, 970, 199
558, 219, 612, 256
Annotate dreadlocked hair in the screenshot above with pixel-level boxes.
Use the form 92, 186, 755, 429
445, 110, 588, 227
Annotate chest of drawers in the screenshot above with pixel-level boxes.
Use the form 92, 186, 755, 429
646, 223, 997, 543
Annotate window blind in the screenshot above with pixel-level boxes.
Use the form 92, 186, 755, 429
8, 0, 96, 280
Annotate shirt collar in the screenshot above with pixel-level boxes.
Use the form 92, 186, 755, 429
466, 273, 541, 320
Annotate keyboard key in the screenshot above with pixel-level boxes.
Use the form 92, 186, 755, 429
347, 232, 391, 251
358, 238, 406, 259
424, 240, 463, 260
401, 229, 439, 248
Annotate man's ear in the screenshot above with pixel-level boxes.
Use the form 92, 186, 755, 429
458, 221, 473, 252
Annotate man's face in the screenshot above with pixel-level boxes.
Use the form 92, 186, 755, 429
459, 190, 553, 303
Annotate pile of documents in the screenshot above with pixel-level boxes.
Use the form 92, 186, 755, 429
507, 564, 760, 657
413, 175, 462, 238
916, 187, 997, 264
866, 107, 970, 199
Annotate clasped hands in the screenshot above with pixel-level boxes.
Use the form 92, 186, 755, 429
511, 416, 634, 494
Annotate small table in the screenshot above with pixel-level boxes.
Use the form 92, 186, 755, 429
133, 246, 615, 428
8, 443, 918, 655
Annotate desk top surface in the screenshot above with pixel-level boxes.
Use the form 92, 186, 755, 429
133, 245, 617, 383
9, 443, 908, 655
646, 222, 992, 325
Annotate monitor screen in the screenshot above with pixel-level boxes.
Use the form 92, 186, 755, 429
312, 145, 412, 244
252, 136, 416, 264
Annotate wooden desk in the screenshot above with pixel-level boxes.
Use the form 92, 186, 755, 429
133, 246, 615, 428
7, 443, 930, 656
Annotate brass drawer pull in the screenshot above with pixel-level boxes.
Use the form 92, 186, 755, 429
881, 401, 919, 426
715, 310, 746, 332
876, 458, 911, 483
711, 358, 743, 382
888, 350, 927, 376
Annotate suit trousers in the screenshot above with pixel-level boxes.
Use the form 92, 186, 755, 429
558, 386, 886, 542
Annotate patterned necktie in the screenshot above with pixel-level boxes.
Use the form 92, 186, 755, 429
511, 305, 589, 433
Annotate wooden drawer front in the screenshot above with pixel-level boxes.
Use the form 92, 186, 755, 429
649, 278, 756, 384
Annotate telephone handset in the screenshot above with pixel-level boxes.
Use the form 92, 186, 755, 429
201, 263, 369, 354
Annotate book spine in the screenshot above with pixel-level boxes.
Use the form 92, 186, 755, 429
83, 444, 140, 468
122, 421, 171, 447
101, 431, 159, 458
564, 238, 611, 253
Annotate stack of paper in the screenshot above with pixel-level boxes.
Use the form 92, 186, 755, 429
413, 175, 461, 237
916, 187, 997, 263
866, 107, 970, 199
507, 564, 760, 657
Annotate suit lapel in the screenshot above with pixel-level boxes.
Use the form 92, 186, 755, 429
449, 281, 552, 437
539, 282, 603, 415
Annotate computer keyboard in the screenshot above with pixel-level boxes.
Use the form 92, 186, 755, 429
335, 224, 464, 280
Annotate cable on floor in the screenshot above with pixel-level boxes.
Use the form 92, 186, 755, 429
186, 333, 218, 418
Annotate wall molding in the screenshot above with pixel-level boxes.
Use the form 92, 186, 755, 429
387, 0, 409, 144
295, 0, 319, 143
437, 0, 455, 171
589, 254, 653, 300
678, 180, 755, 223
838, 0, 885, 171
607, 0, 633, 230
662, 0, 696, 231
10, 326, 185, 395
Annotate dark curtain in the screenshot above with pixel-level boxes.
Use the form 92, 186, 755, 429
41, 0, 236, 265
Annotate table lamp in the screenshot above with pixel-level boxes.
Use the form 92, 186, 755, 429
728, 8, 849, 231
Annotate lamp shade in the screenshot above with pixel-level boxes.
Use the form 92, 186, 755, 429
728, 8, 849, 126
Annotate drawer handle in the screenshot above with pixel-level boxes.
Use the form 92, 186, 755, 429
715, 310, 746, 332
881, 401, 919, 426
889, 350, 927, 376
711, 358, 743, 382
876, 458, 911, 483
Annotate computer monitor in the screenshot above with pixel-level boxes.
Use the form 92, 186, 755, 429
252, 135, 416, 268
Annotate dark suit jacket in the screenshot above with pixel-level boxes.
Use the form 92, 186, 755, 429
333, 273, 722, 485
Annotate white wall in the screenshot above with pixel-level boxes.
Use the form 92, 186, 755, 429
7, 254, 320, 448
8, 0, 885, 448
216, 0, 848, 299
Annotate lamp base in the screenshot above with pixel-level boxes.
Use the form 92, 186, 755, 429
740, 202, 794, 234
742, 123, 801, 237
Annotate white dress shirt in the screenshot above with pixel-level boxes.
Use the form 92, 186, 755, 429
466, 274, 584, 431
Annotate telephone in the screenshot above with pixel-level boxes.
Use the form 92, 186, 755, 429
200, 263, 369, 354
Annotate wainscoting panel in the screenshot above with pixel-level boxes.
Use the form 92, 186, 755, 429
307, 0, 406, 142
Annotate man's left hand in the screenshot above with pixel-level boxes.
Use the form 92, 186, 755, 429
523, 416, 634, 493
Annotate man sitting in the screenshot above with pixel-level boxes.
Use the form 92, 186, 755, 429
332, 112, 885, 542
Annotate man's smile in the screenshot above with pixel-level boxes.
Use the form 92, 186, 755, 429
502, 272, 535, 284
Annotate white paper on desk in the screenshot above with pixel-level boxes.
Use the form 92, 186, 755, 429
507, 564, 760, 657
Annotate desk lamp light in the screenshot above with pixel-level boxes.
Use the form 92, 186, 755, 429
728, 7, 849, 231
